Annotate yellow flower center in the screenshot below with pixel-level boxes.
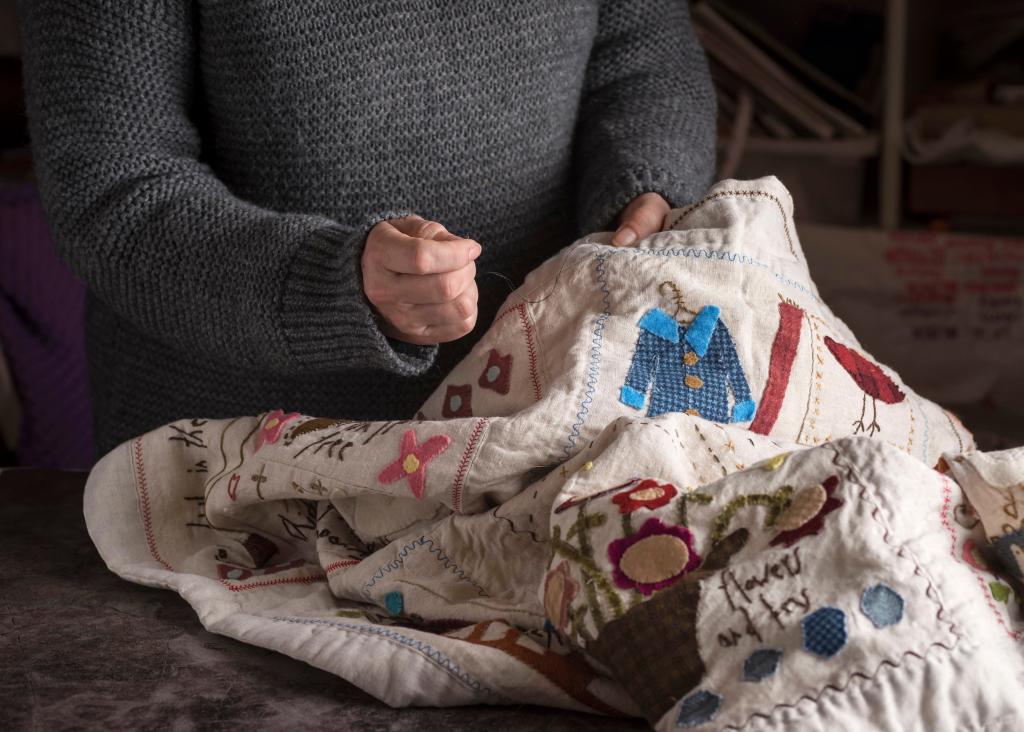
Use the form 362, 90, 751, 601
630, 486, 664, 501
619, 535, 689, 584
403, 454, 421, 474
265, 417, 279, 430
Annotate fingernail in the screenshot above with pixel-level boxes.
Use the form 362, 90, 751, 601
470, 243, 482, 258
612, 226, 637, 247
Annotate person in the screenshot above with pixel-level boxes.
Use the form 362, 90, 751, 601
17, 1, 715, 458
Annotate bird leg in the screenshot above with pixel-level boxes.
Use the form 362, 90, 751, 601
853, 392, 867, 434
867, 397, 881, 436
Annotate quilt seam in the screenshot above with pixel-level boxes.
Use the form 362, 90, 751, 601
723, 445, 961, 730
268, 616, 503, 700
450, 417, 489, 513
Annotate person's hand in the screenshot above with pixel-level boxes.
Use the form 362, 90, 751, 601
362, 215, 481, 345
611, 192, 671, 247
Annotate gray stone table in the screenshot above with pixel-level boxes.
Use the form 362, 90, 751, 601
0, 469, 644, 731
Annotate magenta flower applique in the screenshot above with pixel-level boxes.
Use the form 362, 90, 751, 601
608, 517, 701, 596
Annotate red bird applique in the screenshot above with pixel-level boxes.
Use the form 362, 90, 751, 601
824, 337, 905, 436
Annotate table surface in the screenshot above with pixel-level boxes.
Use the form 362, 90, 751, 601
0, 469, 643, 731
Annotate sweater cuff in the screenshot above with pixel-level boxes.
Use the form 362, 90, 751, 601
280, 213, 438, 376
577, 165, 707, 235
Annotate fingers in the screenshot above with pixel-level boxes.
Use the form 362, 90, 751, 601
383, 317, 477, 346
612, 192, 671, 247
388, 262, 477, 305
389, 215, 455, 242
383, 232, 480, 275
610, 225, 639, 247
362, 214, 481, 345
381, 281, 479, 345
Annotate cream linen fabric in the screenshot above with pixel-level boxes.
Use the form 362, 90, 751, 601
85, 178, 1022, 729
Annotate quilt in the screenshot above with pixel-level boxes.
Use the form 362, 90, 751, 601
84, 177, 1024, 730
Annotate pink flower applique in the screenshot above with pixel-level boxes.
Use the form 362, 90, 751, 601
254, 409, 299, 452
378, 429, 452, 499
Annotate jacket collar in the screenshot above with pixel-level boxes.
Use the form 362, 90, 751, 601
684, 305, 721, 357
637, 305, 721, 357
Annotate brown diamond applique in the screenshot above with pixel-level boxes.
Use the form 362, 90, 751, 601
478, 349, 513, 394
442, 384, 473, 418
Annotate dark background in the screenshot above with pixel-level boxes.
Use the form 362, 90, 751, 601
2, 0, 1022, 469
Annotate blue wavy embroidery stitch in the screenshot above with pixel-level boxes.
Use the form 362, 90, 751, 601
562, 252, 610, 460
362, 535, 487, 598
269, 616, 498, 697
629, 246, 822, 303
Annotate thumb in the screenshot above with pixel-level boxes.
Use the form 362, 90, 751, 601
612, 195, 669, 247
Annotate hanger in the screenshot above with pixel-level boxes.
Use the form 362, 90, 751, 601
659, 281, 699, 324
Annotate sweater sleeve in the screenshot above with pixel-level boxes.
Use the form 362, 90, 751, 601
574, 0, 717, 233
16, 0, 436, 376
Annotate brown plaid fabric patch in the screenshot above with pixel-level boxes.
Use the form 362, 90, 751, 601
590, 529, 748, 724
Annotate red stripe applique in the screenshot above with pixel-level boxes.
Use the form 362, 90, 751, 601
751, 301, 804, 435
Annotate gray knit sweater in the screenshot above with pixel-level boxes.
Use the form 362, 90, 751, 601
18, 0, 715, 457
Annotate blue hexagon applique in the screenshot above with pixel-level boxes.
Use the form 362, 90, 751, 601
860, 584, 905, 628
676, 689, 722, 728
743, 649, 783, 682
801, 607, 847, 658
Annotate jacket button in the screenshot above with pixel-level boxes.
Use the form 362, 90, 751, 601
683, 351, 700, 366
684, 375, 704, 389
686, 408, 701, 417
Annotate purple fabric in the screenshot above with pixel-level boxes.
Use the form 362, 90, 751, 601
0, 183, 93, 468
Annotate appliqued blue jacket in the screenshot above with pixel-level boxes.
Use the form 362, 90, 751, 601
619, 306, 756, 423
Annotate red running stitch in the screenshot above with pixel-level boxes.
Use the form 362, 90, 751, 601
133, 438, 174, 572
494, 303, 542, 402
517, 305, 542, 402
494, 303, 520, 322
219, 574, 327, 593
325, 559, 360, 574
940, 475, 1021, 641
451, 418, 488, 513
134, 437, 328, 593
